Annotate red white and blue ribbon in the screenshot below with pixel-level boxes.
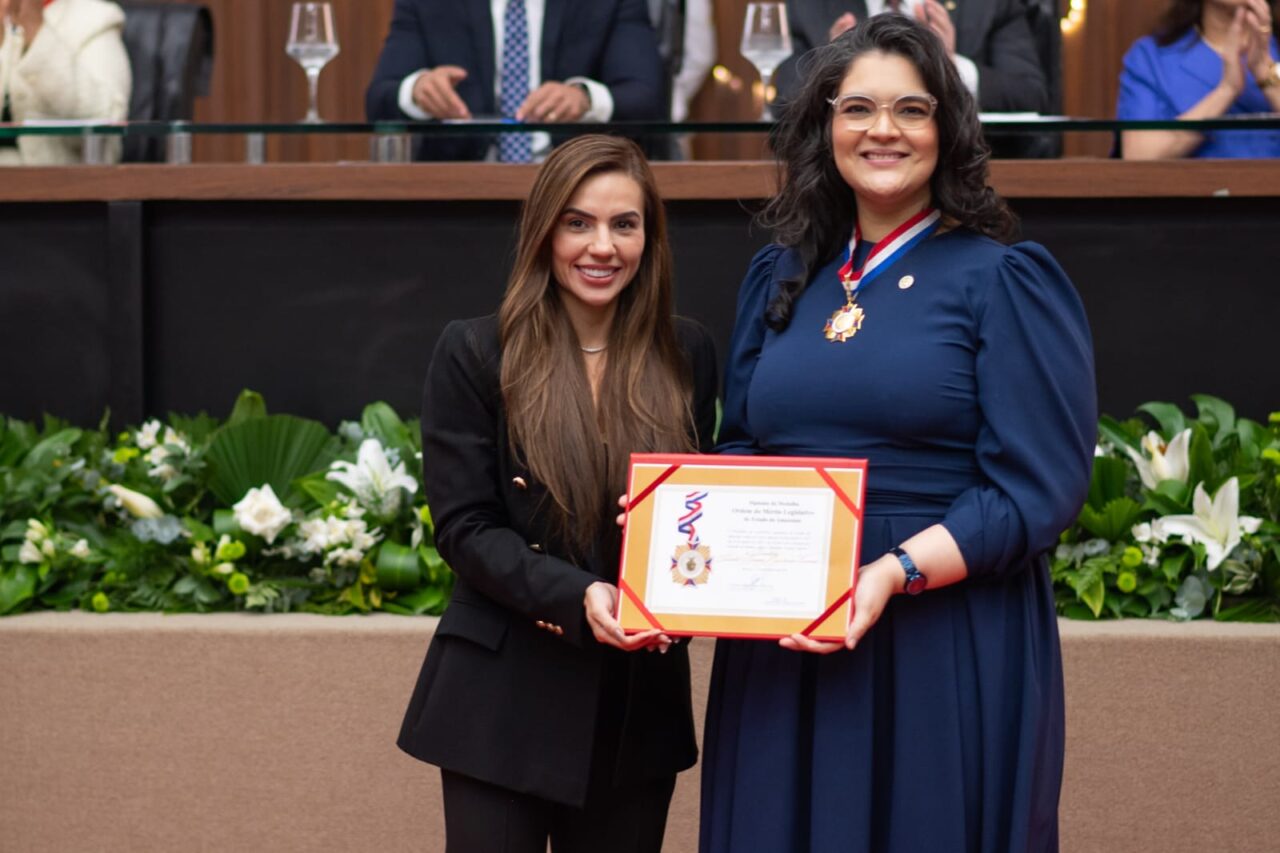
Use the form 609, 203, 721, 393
677, 491, 707, 546
838, 207, 942, 299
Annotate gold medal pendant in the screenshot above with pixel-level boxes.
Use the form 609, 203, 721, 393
824, 300, 864, 343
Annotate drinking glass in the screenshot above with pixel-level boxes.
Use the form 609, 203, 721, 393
286, 2, 340, 123
740, 3, 792, 120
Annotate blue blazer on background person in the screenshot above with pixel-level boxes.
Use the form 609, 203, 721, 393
365, 0, 665, 160
1118, 30, 1280, 158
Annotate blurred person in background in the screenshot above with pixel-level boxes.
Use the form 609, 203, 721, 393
775, 1, 1048, 114
1118, 0, 1280, 158
0, 0, 130, 165
669, 0, 714, 123
366, 0, 665, 161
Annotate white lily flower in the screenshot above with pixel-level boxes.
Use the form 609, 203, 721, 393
108, 484, 164, 519
69, 539, 91, 560
18, 539, 43, 565
297, 518, 332, 554
1124, 429, 1192, 490
1152, 477, 1244, 571
1082, 538, 1110, 557
25, 519, 49, 543
1239, 516, 1262, 535
326, 439, 418, 518
327, 547, 365, 568
135, 420, 162, 450
148, 463, 179, 482
162, 427, 190, 453
233, 484, 292, 545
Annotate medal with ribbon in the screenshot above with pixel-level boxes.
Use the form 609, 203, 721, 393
824, 207, 941, 343
670, 490, 713, 586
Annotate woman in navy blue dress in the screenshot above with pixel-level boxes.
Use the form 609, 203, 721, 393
699, 16, 1097, 853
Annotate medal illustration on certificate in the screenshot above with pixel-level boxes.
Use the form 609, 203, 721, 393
670, 491, 712, 586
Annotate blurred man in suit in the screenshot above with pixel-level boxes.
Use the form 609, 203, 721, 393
366, 0, 665, 160
774, 0, 1048, 113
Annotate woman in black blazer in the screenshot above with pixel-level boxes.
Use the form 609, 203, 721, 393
397, 135, 719, 853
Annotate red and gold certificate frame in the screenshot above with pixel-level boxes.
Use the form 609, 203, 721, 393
616, 453, 867, 641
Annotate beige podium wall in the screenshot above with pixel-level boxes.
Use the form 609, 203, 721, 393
2, 613, 1278, 852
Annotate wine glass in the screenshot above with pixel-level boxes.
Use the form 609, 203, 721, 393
740, 3, 792, 121
286, 2, 340, 123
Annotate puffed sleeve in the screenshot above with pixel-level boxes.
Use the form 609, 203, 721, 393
1116, 37, 1175, 120
940, 243, 1097, 579
422, 320, 599, 647
716, 244, 786, 455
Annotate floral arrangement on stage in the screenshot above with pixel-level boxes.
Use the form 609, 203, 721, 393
3, 392, 1278, 621
0, 391, 451, 616
1052, 396, 1280, 621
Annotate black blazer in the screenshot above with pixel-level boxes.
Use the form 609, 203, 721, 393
397, 315, 719, 807
365, 0, 666, 161
775, 0, 1048, 113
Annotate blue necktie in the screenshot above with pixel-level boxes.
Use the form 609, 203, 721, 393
499, 0, 533, 162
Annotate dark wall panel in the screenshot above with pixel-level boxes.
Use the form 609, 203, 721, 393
145, 201, 520, 423
2, 195, 1275, 428
1017, 197, 1279, 422
0, 204, 117, 425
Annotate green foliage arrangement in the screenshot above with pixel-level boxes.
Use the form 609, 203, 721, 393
1052, 396, 1280, 622
0, 391, 451, 616
4, 391, 1278, 623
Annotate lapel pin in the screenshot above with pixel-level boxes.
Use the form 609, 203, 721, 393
898, 275, 915, 290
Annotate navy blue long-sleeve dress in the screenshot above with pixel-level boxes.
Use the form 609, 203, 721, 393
699, 230, 1097, 853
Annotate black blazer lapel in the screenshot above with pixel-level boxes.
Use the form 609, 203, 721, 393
463, 0, 496, 112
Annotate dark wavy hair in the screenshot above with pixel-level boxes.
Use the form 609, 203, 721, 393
759, 14, 1016, 331
1154, 0, 1280, 46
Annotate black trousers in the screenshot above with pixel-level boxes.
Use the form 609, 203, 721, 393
441, 769, 678, 853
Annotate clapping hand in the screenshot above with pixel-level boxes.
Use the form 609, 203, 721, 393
913, 1, 956, 57
828, 13, 857, 43
1213, 8, 1253, 97
1242, 0, 1276, 84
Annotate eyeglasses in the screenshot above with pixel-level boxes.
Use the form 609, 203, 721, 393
827, 93, 938, 130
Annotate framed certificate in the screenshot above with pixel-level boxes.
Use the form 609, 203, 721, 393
616, 453, 867, 642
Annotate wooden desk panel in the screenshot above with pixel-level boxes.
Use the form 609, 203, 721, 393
3, 160, 1279, 202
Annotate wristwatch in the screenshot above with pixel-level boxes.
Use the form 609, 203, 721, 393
889, 546, 928, 595
1260, 62, 1280, 90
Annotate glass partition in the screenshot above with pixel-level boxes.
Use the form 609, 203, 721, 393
1, 118, 1278, 164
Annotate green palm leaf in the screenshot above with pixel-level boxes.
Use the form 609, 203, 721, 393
206, 415, 336, 506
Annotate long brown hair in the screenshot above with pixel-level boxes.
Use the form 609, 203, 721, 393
498, 135, 695, 555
